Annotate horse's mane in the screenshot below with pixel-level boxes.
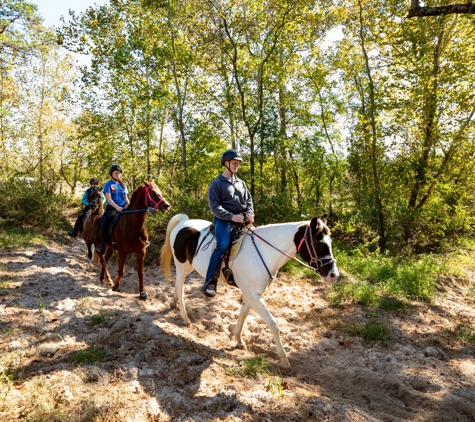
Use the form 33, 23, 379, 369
128, 183, 145, 205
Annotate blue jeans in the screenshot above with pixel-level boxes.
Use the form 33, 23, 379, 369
204, 217, 233, 286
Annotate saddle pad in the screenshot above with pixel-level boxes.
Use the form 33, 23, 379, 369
229, 224, 250, 261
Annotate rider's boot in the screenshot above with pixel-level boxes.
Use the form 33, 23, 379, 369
202, 267, 220, 298
95, 242, 106, 255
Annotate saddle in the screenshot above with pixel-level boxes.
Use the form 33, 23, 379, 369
206, 222, 248, 287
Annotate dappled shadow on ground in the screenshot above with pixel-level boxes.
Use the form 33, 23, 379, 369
1, 240, 475, 421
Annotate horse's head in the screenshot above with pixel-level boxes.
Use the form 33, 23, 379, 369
89, 189, 103, 213
296, 215, 339, 283
143, 181, 171, 212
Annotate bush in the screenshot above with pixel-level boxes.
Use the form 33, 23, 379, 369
0, 178, 70, 230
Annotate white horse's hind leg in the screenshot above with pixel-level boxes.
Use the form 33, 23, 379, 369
244, 293, 290, 370
233, 302, 251, 349
173, 264, 192, 326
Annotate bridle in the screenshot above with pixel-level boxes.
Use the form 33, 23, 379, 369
297, 224, 335, 272
144, 185, 165, 210
244, 223, 335, 276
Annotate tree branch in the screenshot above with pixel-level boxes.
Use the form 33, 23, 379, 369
408, 2, 475, 18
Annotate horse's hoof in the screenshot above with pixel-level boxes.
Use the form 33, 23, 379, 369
139, 291, 148, 301
182, 318, 191, 326
170, 300, 177, 309
112, 285, 120, 292
279, 365, 291, 375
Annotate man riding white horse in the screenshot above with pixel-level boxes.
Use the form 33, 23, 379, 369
202, 149, 254, 297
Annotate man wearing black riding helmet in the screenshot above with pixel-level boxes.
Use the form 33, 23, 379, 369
202, 149, 254, 297
68, 177, 105, 238
95, 165, 129, 255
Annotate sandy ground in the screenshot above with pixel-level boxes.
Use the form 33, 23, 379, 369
0, 234, 474, 421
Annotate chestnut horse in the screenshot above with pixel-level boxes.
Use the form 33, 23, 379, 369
160, 213, 339, 370
80, 189, 104, 266
94, 181, 171, 300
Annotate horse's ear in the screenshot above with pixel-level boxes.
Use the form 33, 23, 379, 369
310, 217, 319, 230
144, 180, 150, 186
321, 214, 328, 224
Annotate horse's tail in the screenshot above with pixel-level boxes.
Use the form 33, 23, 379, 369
160, 213, 189, 280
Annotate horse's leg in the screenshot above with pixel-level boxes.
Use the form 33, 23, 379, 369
135, 249, 148, 300
99, 247, 113, 286
243, 292, 290, 371
233, 301, 251, 349
86, 240, 93, 266
112, 250, 126, 292
173, 264, 191, 326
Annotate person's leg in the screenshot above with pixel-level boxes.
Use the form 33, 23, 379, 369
69, 207, 88, 237
96, 207, 116, 255
203, 218, 232, 296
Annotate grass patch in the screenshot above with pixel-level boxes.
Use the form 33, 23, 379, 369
451, 324, 475, 345
88, 313, 111, 326
0, 225, 48, 249
336, 251, 437, 302
70, 345, 108, 365
327, 281, 407, 310
225, 355, 270, 378
336, 317, 391, 345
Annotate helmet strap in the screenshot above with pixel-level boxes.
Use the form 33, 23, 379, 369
224, 162, 236, 176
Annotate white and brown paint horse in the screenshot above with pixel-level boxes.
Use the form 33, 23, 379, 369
160, 213, 339, 370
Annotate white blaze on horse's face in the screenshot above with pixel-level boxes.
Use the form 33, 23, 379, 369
321, 234, 339, 283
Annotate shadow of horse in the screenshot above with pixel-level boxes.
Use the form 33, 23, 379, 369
94, 181, 171, 300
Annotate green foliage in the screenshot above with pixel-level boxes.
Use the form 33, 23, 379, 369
336, 316, 391, 345
70, 345, 108, 364
225, 355, 270, 379
451, 324, 475, 345
267, 375, 285, 398
0, 178, 70, 231
336, 250, 437, 302
88, 313, 110, 326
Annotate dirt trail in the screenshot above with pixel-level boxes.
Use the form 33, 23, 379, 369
0, 236, 474, 421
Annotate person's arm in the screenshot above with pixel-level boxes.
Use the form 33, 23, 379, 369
104, 192, 124, 212
81, 189, 89, 206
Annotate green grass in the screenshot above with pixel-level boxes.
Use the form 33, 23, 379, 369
335, 251, 438, 302
451, 324, 475, 345
70, 345, 108, 364
225, 355, 270, 378
88, 313, 111, 326
0, 225, 48, 249
336, 317, 391, 345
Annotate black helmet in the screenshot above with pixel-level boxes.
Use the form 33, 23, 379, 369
220, 149, 242, 166
90, 178, 99, 185
109, 165, 122, 176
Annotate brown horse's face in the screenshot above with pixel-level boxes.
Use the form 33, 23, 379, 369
89, 190, 103, 213
145, 181, 171, 212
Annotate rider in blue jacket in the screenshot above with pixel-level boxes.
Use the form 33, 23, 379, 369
202, 150, 254, 297
69, 178, 105, 238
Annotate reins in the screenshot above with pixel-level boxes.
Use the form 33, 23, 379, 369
119, 185, 165, 214
244, 225, 321, 273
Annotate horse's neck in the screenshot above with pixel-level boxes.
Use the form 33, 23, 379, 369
127, 190, 145, 211
255, 222, 300, 254
121, 191, 147, 228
